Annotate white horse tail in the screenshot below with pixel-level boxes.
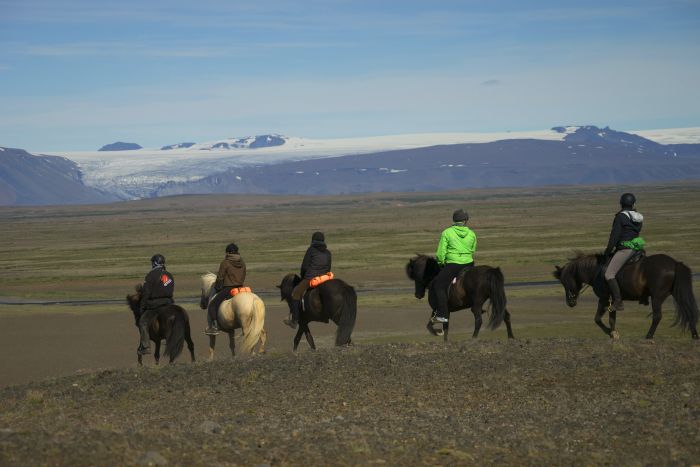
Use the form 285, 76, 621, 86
241, 295, 266, 354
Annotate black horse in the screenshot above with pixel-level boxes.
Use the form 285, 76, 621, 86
554, 252, 699, 340
278, 274, 357, 351
126, 285, 196, 365
406, 254, 514, 341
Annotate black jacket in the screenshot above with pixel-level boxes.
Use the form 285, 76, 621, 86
140, 266, 174, 312
605, 210, 643, 255
300, 241, 332, 279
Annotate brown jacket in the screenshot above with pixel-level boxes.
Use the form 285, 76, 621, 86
215, 253, 246, 289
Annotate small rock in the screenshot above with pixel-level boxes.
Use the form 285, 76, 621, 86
199, 420, 222, 434
138, 450, 168, 465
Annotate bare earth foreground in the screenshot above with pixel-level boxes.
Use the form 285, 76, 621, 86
1, 339, 699, 466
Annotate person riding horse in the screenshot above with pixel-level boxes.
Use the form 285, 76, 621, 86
430, 209, 477, 324
284, 231, 332, 329
205, 243, 246, 335
604, 192, 644, 311
138, 254, 175, 355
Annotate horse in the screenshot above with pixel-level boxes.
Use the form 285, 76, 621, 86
126, 285, 196, 366
405, 254, 514, 341
553, 251, 699, 340
200, 273, 267, 359
278, 273, 357, 351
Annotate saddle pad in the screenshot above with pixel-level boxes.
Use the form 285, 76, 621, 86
230, 286, 252, 296
309, 272, 334, 288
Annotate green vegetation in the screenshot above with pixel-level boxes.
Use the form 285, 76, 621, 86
1, 182, 699, 303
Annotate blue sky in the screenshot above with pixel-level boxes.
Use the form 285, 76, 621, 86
1, 0, 699, 151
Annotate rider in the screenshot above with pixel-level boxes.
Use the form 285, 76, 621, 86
138, 254, 175, 355
205, 243, 246, 335
431, 209, 477, 324
604, 193, 644, 311
284, 231, 332, 328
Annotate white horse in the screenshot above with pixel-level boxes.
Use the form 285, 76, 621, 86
200, 273, 267, 360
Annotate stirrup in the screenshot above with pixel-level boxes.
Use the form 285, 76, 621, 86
431, 315, 448, 324
204, 326, 220, 336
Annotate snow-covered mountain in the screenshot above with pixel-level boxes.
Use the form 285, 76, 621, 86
6, 125, 697, 203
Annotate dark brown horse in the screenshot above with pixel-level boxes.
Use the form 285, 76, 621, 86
405, 254, 514, 341
278, 274, 357, 351
126, 285, 196, 365
553, 252, 699, 340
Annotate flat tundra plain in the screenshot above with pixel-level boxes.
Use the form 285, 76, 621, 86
1, 182, 699, 465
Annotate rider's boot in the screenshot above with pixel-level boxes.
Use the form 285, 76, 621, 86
205, 320, 220, 336
607, 279, 624, 311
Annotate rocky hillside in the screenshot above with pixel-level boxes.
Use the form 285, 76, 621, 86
0, 147, 119, 205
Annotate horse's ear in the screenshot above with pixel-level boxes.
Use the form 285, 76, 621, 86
553, 266, 562, 279
275, 285, 281, 289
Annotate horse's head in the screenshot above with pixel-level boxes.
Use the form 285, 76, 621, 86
200, 272, 217, 309
277, 273, 301, 302
126, 284, 143, 326
553, 252, 598, 307
406, 254, 440, 299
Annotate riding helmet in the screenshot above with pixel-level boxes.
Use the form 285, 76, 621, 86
312, 231, 325, 242
150, 254, 165, 267
619, 193, 636, 208
452, 209, 469, 223
226, 243, 239, 254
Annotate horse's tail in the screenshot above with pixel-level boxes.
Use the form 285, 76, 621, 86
164, 307, 187, 361
486, 267, 507, 330
241, 295, 266, 354
335, 284, 357, 346
672, 262, 699, 331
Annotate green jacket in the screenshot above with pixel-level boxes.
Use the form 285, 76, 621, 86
436, 224, 477, 265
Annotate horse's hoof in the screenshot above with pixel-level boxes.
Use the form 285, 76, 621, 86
426, 323, 441, 336
644, 339, 655, 345
610, 331, 620, 340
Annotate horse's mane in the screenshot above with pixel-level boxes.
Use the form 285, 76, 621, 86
556, 250, 605, 280
279, 273, 301, 300
405, 254, 438, 280
200, 272, 217, 294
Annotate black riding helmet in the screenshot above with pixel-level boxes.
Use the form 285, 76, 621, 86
226, 243, 239, 254
452, 209, 469, 223
151, 254, 165, 268
620, 193, 636, 208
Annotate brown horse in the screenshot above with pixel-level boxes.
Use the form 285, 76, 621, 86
126, 285, 196, 365
553, 252, 699, 340
278, 273, 357, 351
405, 254, 514, 341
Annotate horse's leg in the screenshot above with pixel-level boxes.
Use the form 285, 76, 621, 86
504, 308, 515, 339
258, 329, 267, 354
137, 350, 143, 366
303, 323, 316, 350
645, 295, 666, 340
471, 304, 483, 338
594, 300, 611, 336
208, 335, 216, 361
154, 339, 161, 365
185, 327, 195, 362
442, 320, 449, 342
228, 331, 236, 357
293, 326, 304, 351
609, 308, 619, 340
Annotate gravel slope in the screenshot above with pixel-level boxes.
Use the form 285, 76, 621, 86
1, 339, 699, 466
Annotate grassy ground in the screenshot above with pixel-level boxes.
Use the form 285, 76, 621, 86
1, 182, 699, 301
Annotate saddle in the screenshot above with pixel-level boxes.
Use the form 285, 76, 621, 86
598, 250, 649, 305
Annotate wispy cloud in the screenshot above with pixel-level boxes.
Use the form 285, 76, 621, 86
481, 79, 500, 86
